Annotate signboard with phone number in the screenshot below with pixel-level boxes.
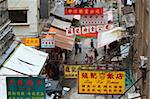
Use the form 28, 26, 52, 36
6, 77, 45, 99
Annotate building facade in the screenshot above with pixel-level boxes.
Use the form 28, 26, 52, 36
134, 0, 150, 98
0, 0, 14, 66
7, 0, 40, 39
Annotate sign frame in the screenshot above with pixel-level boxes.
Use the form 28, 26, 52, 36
6, 77, 45, 99
78, 70, 125, 95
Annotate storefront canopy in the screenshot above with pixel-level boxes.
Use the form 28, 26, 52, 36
51, 5, 74, 21
51, 18, 72, 30
2, 44, 48, 76
49, 27, 75, 51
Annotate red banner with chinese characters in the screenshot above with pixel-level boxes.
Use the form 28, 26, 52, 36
65, 8, 103, 15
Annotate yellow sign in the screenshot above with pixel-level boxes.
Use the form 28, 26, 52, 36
78, 71, 125, 94
64, 65, 91, 78
23, 38, 40, 47
66, 0, 74, 4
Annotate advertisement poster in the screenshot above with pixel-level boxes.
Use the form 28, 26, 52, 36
78, 70, 125, 94
6, 77, 45, 99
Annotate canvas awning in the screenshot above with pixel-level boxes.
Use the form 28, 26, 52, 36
49, 27, 75, 51
97, 27, 126, 48
51, 18, 72, 30
0, 67, 23, 76
51, 5, 74, 21
127, 93, 141, 99
3, 44, 48, 76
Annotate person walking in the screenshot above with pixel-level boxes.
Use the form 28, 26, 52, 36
87, 48, 95, 64
84, 54, 88, 64
90, 39, 94, 48
93, 47, 99, 60
77, 40, 82, 53
75, 40, 79, 55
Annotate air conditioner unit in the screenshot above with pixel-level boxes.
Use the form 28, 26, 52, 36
140, 56, 148, 68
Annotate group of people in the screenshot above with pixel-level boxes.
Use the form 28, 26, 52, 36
74, 38, 99, 64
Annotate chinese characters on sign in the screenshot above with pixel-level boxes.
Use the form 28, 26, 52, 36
65, 8, 103, 15
64, 65, 80, 78
41, 38, 55, 48
64, 65, 115, 78
22, 38, 40, 47
66, 24, 114, 36
78, 71, 125, 94
80, 14, 108, 25
6, 77, 45, 99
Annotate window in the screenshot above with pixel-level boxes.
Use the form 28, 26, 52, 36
8, 10, 27, 23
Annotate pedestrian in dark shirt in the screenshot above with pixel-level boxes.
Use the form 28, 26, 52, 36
92, 47, 99, 60
75, 41, 79, 55
90, 39, 94, 48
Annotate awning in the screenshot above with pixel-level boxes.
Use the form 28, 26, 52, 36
97, 27, 126, 48
51, 18, 71, 30
51, 5, 74, 21
49, 27, 75, 51
0, 67, 23, 76
0, 76, 7, 99
3, 44, 48, 75
127, 93, 141, 99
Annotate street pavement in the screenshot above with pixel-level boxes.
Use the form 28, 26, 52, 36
61, 39, 126, 99
60, 38, 126, 99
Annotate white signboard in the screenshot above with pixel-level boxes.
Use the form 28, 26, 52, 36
66, 24, 114, 36
41, 38, 55, 48
97, 27, 125, 48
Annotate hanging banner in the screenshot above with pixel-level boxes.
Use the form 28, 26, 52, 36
41, 38, 55, 48
64, 8, 103, 15
80, 11, 119, 26
97, 27, 125, 48
22, 38, 40, 47
66, 24, 114, 37
6, 77, 45, 99
64, 65, 115, 78
78, 70, 125, 94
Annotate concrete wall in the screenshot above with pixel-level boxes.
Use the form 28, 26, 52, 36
8, 0, 40, 37
134, 0, 150, 98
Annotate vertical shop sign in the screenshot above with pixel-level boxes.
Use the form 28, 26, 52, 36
6, 77, 45, 99
78, 71, 125, 94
